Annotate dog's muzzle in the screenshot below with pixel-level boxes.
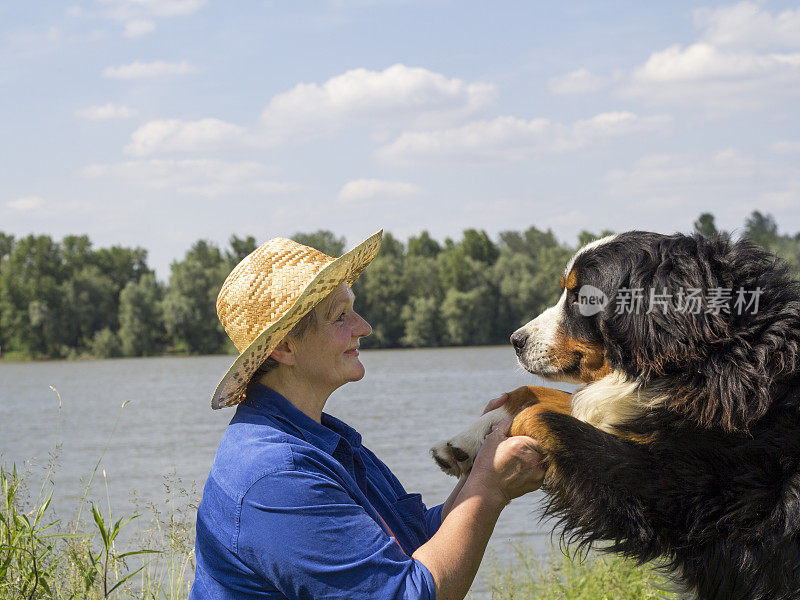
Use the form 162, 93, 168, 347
511, 331, 528, 356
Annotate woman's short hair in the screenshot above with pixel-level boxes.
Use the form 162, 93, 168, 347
251, 303, 318, 380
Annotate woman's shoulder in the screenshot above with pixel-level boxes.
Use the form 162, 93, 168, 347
208, 418, 346, 500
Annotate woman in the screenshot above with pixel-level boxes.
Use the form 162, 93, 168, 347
190, 231, 545, 600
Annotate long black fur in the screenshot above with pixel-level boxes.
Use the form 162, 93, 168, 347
538, 232, 800, 599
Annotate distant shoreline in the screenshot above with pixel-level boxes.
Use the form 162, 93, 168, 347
0, 344, 514, 364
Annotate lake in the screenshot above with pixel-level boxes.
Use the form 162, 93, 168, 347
0, 346, 574, 598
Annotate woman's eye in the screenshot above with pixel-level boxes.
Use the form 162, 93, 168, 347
335, 312, 346, 322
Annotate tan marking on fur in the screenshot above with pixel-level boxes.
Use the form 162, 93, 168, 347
621, 430, 656, 444
559, 274, 566, 290
564, 269, 578, 291
509, 404, 565, 450
578, 346, 612, 382
503, 385, 573, 416
547, 330, 612, 384
508, 380, 654, 479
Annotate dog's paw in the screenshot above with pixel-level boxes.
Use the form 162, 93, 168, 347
430, 408, 508, 477
430, 440, 475, 477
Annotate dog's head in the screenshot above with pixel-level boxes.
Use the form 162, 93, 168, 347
512, 231, 800, 432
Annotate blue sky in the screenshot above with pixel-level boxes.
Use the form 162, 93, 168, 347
2, 0, 799, 277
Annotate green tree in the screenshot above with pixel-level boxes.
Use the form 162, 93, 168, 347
292, 230, 346, 256
61, 234, 94, 275
91, 327, 122, 358
119, 273, 166, 356
407, 230, 441, 258
59, 237, 150, 355
227, 234, 257, 267
440, 285, 495, 345
0, 232, 14, 259
494, 227, 572, 334
376, 232, 405, 259
576, 229, 615, 248
461, 229, 499, 264
431, 230, 509, 344
438, 245, 480, 292
352, 253, 407, 348
162, 240, 229, 354
60, 265, 117, 351
744, 211, 779, 247
693, 213, 719, 237
0, 235, 66, 357
0, 233, 14, 354
404, 255, 443, 303
401, 296, 442, 347
93, 245, 150, 293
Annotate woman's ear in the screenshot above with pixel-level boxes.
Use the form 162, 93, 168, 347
269, 339, 296, 366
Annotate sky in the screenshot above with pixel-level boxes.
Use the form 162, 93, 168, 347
2, 0, 800, 278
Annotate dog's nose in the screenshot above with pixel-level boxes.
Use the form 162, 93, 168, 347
510, 331, 528, 354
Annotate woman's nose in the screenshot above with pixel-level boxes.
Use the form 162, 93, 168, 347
354, 312, 372, 337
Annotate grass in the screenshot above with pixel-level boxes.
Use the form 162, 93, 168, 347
0, 387, 196, 600
483, 543, 679, 600
1, 388, 676, 599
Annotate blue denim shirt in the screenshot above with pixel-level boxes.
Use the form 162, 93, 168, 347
190, 384, 442, 599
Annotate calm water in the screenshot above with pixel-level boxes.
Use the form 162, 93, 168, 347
0, 347, 573, 597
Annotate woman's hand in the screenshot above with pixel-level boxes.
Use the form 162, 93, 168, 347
415, 414, 545, 600
482, 392, 508, 414
468, 417, 545, 506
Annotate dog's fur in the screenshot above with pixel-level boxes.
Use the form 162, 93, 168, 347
432, 232, 800, 600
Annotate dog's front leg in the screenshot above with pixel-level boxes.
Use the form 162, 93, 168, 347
515, 408, 663, 558
431, 385, 572, 477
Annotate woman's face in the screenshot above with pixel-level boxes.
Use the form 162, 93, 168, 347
290, 282, 372, 394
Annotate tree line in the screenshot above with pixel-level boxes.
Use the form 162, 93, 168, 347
0, 211, 797, 360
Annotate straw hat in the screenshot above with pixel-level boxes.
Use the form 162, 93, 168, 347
211, 230, 383, 409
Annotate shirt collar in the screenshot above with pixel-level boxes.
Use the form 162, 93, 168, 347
242, 383, 362, 456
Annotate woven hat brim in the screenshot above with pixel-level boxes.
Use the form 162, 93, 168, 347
211, 229, 382, 409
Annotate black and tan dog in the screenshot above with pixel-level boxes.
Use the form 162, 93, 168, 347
432, 232, 800, 600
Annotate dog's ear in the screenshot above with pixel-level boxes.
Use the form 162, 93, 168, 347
599, 234, 800, 432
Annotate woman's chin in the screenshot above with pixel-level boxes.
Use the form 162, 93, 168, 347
349, 361, 366, 381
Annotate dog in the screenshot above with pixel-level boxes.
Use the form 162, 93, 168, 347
432, 231, 800, 600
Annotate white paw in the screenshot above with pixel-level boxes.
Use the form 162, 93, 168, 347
431, 408, 509, 477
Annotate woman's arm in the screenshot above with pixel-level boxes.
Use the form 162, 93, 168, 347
412, 419, 544, 600
439, 392, 510, 520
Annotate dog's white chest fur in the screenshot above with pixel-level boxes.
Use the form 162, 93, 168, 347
571, 370, 644, 433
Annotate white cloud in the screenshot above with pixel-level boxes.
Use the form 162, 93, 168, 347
621, 3, 800, 113
337, 179, 422, 204
694, 2, 800, 51
631, 43, 800, 83
94, 0, 205, 37
120, 64, 497, 155
604, 148, 800, 212
123, 19, 155, 37
81, 159, 301, 197
76, 103, 139, 120
607, 148, 756, 192
124, 119, 247, 156
773, 140, 800, 154
376, 111, 673, 165
98, 0, 206, 18
258, 64, 497, 138
757, 186, 800, 210
548, 68, 612, 95
6, 196, 45, 212
102, 60, 196, 79
6, 26, 62, 48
